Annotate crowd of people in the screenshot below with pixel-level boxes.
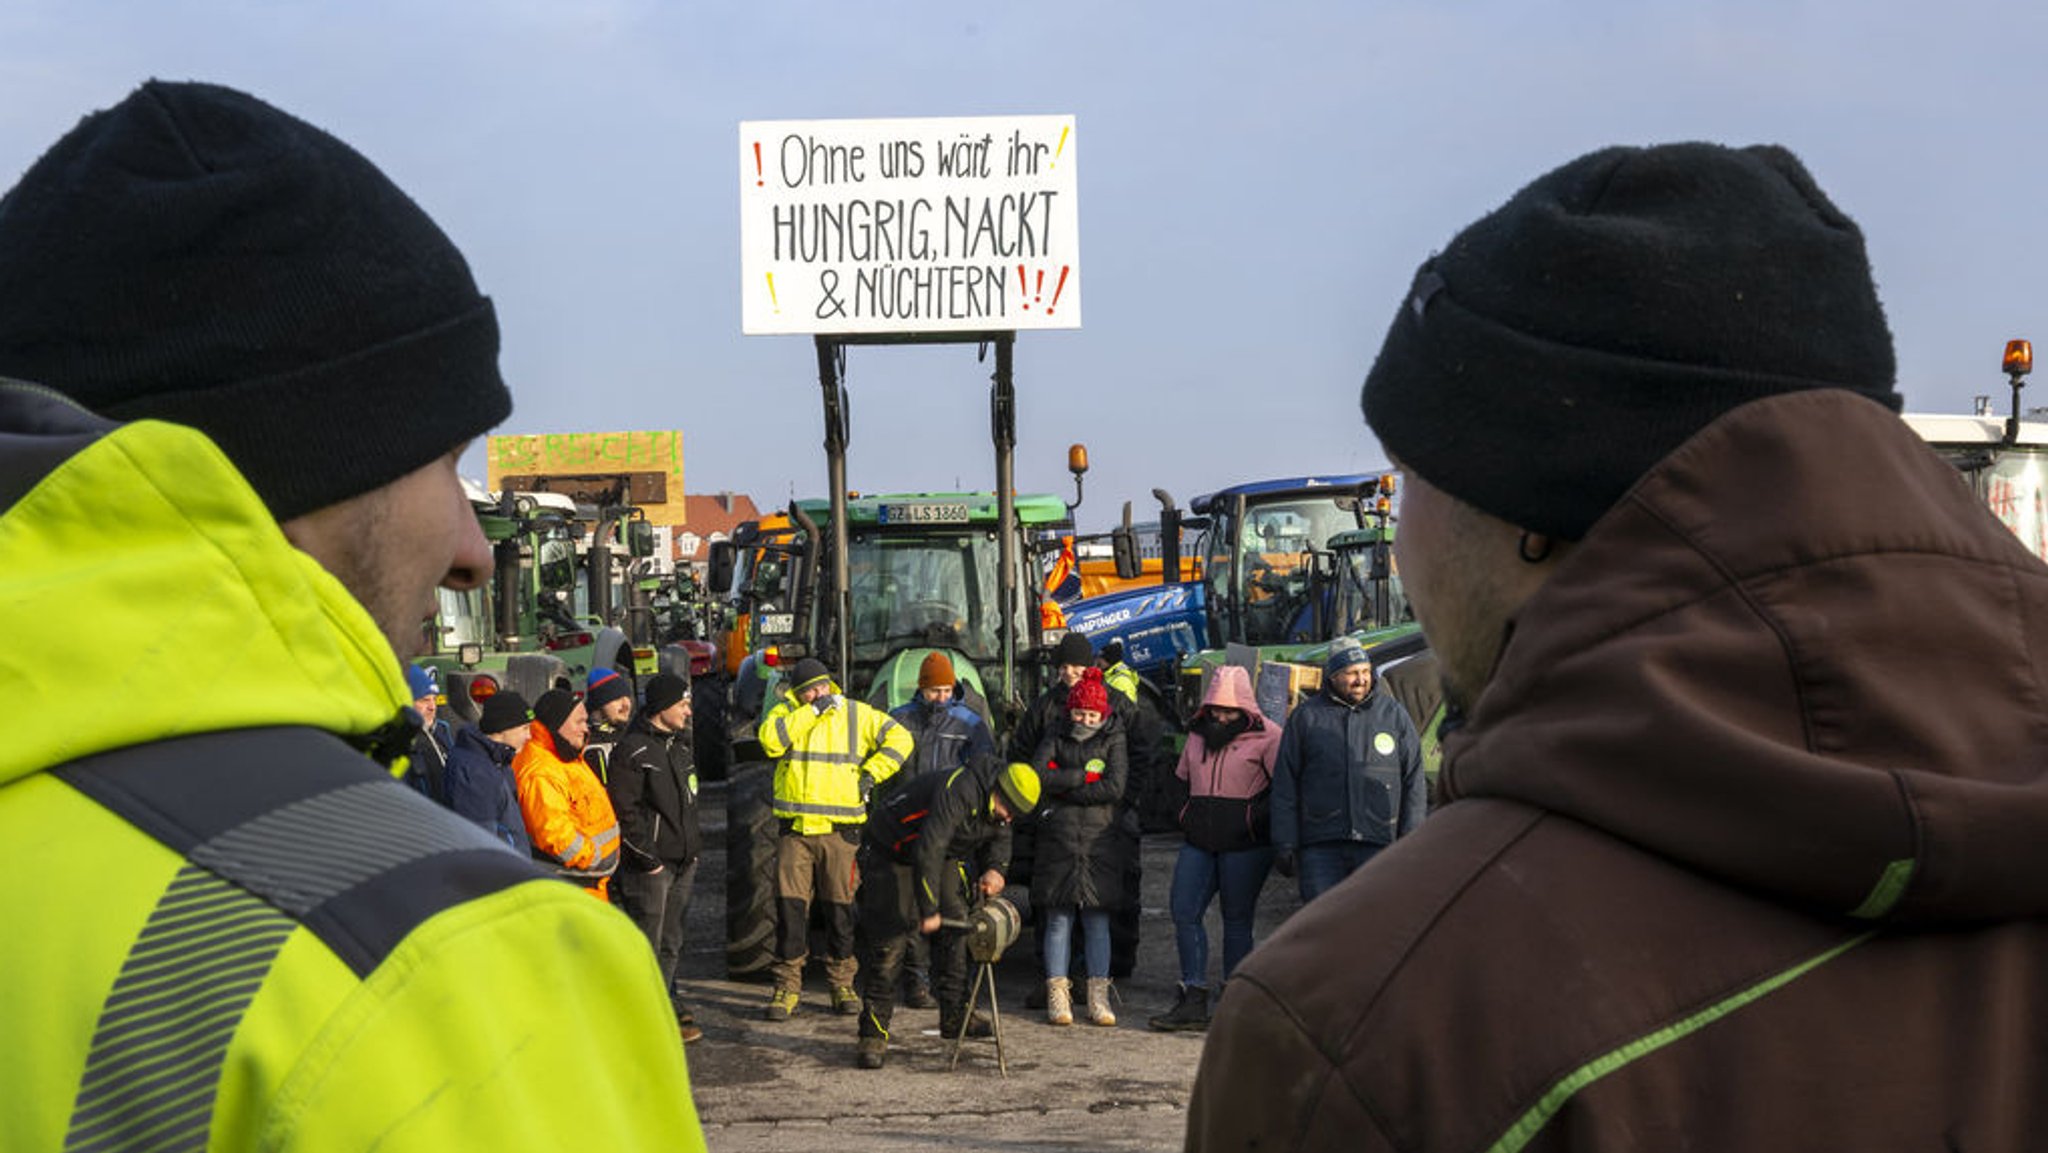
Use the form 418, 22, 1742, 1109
739, 629, 1430, 1067
10, 75, 2046, 1153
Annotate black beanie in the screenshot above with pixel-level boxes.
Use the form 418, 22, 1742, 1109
478, 691, 531, 737
532, 688, 580, 734
0, 80, 512, 521
1362, 142, 1900, 541
1053, 632, 1095, 668
642, 673, 690, 714
788, 658, 833, 694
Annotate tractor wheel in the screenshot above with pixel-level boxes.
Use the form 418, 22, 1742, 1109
1128, 681, 1185, 834
724, 761, 780, 980
692, 673, 731, 783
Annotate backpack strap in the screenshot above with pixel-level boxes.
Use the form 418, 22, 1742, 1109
53, 727, 544, 1153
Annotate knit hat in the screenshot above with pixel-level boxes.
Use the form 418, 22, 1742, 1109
1067, 667, 1109, 714
585, 667, 632, 712
532, 688, 580, 733
918, 651, 956, 690
642, 672, 690, 714
997, 761, 1042, 816
1362, 142, 1900, 541
788, 657, 833, 694
404, 663, 439, 702
478, 691, 531, 737
1053, 632, 1095, 669
1324, 639, 1371, 680
0, 80, 511, 521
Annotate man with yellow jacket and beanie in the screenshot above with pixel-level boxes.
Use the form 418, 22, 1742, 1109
758, 657, 913, 1018
515, 688, 622, 899
0, 80, 701, 1150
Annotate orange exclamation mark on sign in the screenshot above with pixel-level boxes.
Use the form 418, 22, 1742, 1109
1018, 264, 1031, 310
1051, 125, 1069, 169
1033, 269, 1045, 309
1046, 266, 1070, 315
753, 142, 764, 187
766, 272, 779, 312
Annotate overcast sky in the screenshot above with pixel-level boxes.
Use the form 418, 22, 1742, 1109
5, 1, 2043, 530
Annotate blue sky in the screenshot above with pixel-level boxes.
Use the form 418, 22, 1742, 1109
5, 1, 2043, 530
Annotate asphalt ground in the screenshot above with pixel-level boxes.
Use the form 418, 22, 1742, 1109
672, 780, 1309, 1153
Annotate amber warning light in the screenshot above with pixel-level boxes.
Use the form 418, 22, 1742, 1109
2004, 339, 2033, 379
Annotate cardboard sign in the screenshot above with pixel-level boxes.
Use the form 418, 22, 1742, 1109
739, 115, 1082, 335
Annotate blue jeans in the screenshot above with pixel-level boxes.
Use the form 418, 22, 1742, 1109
1042, 906, 1111, 980
1297, 841, 1381, 904
1169, 842, 1275, 988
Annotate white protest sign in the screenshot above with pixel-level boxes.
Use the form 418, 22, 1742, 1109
739, 115, 1081, 335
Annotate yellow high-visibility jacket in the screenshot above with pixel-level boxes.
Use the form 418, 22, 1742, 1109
759, 688, 912, 834
0, 387, 704, 1151
1103, 661, 1141, 704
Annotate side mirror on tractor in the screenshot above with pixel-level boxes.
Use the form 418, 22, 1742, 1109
1111, 500, 1141, 580
626, 519, 656, 559
707, 540, 736, 594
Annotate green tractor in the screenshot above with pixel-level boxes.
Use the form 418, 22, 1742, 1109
421, 480, 656, 724
714, 331, 1087, 978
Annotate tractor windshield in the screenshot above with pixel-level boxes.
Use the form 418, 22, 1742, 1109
1328, 540, 1410, 635
846, 530, 1002, 662
1198, 495, 1364, 645
1920, 441, 2048, 564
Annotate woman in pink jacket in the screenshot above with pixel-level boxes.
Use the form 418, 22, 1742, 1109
1148, 664, 1281, 1032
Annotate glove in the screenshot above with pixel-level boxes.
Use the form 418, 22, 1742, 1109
858, 773, 875, 804
813, 693, 840, 715
1273, 849, 1297, 879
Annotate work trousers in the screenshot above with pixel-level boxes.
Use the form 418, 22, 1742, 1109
771, 828, 860, 991
854, 846, 969, 1041
617, 857, 699, 1009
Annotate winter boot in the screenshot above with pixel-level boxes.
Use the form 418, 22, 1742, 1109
854, 1036, 887, 1069
941, 1009, 994, 1039
1045, 977, 1074, 1026
1085, 977, 1117, 1027
1147, 984, 1210, 1032
764, 988, 800, 1021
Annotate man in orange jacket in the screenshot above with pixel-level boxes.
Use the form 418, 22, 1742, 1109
514, 688, 621, 898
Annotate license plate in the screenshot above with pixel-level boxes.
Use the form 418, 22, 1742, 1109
878, 501, 970, 525
758, 612, 796, 636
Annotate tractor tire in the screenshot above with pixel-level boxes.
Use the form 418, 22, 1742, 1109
1111, 816, 1143, 978
692, 673, 731, 783
724, 761, 780, 980
1127, 681, 1185, 834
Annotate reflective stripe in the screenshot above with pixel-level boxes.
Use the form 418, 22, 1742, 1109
65, 866, 296, 1153
871, 743, 907, 768
1485, 933, 1874, 1153
786, 750, 868, 766
774, 799, 868, 819
548, 833, 590, 866
773, 715, 791, 751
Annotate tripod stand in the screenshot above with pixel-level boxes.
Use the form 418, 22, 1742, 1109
942, 896, 1022, 1074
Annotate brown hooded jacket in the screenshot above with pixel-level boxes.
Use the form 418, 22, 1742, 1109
1188, 390, 2048, 1152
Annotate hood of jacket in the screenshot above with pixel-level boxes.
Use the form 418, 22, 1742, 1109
1, 382, 410, 789
1197, 663, 1268, 726
1443, 390, 2048, 927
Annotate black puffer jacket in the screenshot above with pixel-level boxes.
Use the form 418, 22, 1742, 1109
1028, 714, 1134, 910
605, 714, 701, 870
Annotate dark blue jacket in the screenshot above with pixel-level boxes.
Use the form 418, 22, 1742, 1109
445, 726, 533, 855
888, 696, 997, 781
1271, 683, 1425, 851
